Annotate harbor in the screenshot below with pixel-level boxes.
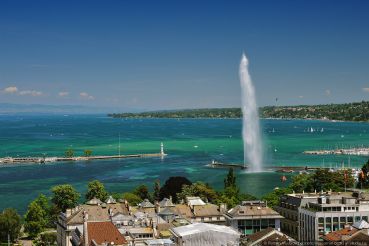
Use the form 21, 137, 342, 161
304, 147, 369, 156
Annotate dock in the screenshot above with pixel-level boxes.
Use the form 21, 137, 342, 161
206, 160, 333, 172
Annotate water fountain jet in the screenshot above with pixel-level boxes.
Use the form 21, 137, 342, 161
239, 53, 263, 172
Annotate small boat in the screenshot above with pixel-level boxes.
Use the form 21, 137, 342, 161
321, 128, 324, 132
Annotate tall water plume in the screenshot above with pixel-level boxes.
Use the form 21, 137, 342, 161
239, 53, 263, 171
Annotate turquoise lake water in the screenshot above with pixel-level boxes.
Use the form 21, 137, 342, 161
1, 114, 369, 214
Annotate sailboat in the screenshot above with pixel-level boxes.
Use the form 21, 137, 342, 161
321, 128, 324, 133
272, 128, 275, 133
310, 127, 314, 133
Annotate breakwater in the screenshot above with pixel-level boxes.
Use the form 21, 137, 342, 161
0, 153, 165, 165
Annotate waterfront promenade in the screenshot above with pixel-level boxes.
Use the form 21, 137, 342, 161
304, 147, 369, 156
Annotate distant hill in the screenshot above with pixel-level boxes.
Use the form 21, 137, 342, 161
108, 101, 369, 122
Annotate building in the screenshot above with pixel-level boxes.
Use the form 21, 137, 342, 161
274, 191, 320, 240
224, 201, 283, 235
71, 220, 127, 246
57, 198, 130, 246
242, 227, 297, 246
276, 191, 369, 242
170, 222, 240, 246
144, 239, 175, 246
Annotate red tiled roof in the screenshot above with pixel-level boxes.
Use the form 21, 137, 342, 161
322, 227, 358, 242
87, 221, 127, 245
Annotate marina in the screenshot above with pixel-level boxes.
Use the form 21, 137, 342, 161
304, 147, 369, 156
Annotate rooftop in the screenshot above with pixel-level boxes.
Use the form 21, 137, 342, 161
85, 221, 127, 246
170, 222, 239, 237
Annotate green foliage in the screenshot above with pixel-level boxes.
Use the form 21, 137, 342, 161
153, 180, 160, 202
122, 192, 142, 205
108, 101, 369, 122
177, 182, 218, 203
85, 180, 108, 202
224, 168, 237, 189
358, 159, 369, 188
33, 232, 57, 246
24, 203, 46, 238
51, 184, 80, 212
133, 184, 150, 200
84, 149, 93, 157
111, 192, 123, 201
0, 208, 22, 242
64, 149, 74, 158
262, 169, 355, 207
159, 176, 192, 203
262, 187, 293, 207
24, 194, 52, 238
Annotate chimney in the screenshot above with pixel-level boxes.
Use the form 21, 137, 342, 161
83, 211, 89, 246
66, 209, 72, 217
155, 201, 160, 213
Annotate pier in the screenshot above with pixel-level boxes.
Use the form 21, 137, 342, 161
206, 160, 336, 172
0, 153, 166, 165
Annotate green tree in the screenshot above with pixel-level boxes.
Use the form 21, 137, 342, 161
64, 149, 74, 158
358, 159, 369, 188
85, 180, 108, 202
122, 192, 142, 205
224, 168, 236, 189
178, 182, 218, 203
84, 149, 93, 157
159, 176, 192, 203
262, 187, 293, 207
51, 184, 80, 212
33, 232, 57, 246
0, 208, 22, 243
133, 184, 150, 200
153, 179, 161, 202
24, 201, 47, 238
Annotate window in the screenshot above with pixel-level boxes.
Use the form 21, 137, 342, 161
318, 217, 324, 224
347, 217, 353, 223
340, 217, 346, 223
355, 216, 361, 222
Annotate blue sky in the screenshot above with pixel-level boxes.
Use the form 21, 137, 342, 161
0, 0, 369, 110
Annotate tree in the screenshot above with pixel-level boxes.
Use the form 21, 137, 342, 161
85, 180, 108, 202
153, 180, 160, 202
51, 184, 80, 212
84, 149, 93, 157
33, 232, 57, 246
133, 184, 150, 200
358, 159, 369, 188
224, 168, 236, 189
178, 182, 218, 203
0, 208, 22, 242
122, 192, 142, 205
24, 201, 47, 238
159, 176, 192, 203
65, 149, 74, 158
262, 187, 292, 207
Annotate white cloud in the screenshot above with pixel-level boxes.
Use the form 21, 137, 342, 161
325, 89, 331, 96
19, 90, 43, 96
298, 95, 304, 98
80, 92, 94, 100
58, 91, 69, 97
363, 88, 369, 92
3, 86, 18, 94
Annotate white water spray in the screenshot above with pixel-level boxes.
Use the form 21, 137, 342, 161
239, 53, 263, 172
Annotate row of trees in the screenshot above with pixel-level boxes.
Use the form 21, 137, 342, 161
64, 149, 93, 158
262, 168, 356, 207
108, 100, 369, 122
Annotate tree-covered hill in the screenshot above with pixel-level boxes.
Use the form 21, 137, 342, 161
108, 101, 369, 122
